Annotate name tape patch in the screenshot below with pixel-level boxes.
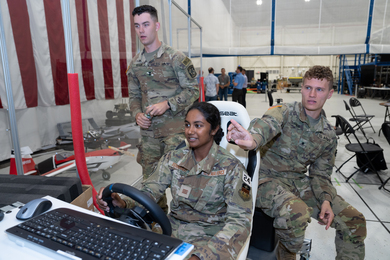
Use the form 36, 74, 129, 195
178, 185, 192, 198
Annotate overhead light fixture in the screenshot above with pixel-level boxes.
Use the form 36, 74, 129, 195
305, 0, 310, 2
256, 0, 263, 5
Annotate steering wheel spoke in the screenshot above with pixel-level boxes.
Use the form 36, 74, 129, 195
101, 183, 172, 236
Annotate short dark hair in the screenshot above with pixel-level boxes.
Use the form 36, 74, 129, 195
237, 66, 243, 72
208, 67, 214, 73
132, 5, 158, 22
186, 102, 223, 145
303, 66, 333, 90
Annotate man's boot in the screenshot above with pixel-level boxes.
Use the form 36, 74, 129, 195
276, 242, 296, 260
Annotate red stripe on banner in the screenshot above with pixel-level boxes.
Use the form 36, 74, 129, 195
116, 0, 128, 97
75, 0, 95, 100
129, 0, 136, 57
0, 98, 3, 108
44, 0, 69, 106
7, 0, 38, 108
98, 0, 114, 99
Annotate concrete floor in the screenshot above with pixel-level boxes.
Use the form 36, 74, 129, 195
1, 90, 390, 259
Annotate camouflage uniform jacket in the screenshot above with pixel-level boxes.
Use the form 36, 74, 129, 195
127, 42, 199, 138
248, 101, 337, 205
141, 142, 252, 259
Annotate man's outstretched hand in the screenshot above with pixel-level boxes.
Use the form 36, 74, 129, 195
226, 119, 257, 151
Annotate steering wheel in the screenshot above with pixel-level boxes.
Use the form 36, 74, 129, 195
102, 183, 172, 236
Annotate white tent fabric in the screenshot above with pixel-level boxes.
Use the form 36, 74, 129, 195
156, 0, 390, 56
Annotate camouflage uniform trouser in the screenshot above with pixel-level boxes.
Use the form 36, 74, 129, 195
256, 177, 366, 260
170, 217, 223, 260
169, 216, 244, 260
137, 134, 186, 212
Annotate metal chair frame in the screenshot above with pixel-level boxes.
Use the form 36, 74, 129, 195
379, 122, 390, 190
343, 100, 369, 138
349, 97, 376, 133
333, 115, 386, 190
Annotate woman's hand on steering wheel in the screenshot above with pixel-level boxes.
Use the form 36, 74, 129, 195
96, 187, 126, 212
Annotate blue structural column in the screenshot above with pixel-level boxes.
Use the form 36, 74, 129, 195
188, 0, 191, 57
338, 55, 342, 93
365, 0, 375, 53
342, 55, 345, 94
270, 0, 275, 55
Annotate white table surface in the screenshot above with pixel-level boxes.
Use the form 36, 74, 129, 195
0, 196, 192, 260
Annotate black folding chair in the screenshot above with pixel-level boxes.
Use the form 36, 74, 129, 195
332, 115, 344, 138
349, 97, 376, 133
379, 122, 390, 190
343, 100, 368, 138
333, 115, 386, 188
382, 122, 390, 145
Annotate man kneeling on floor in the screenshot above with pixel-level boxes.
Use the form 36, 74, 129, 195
227, 65, 366, 260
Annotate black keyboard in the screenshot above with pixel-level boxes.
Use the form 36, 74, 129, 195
6, 207, 186, 260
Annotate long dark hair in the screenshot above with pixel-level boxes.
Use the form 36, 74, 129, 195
186, 102, 224, 145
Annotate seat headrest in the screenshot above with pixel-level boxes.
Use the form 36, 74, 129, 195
208, 101, 251, 151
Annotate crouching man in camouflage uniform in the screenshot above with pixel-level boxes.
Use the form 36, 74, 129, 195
128, 5, 199, 211
227, 66, 366, 260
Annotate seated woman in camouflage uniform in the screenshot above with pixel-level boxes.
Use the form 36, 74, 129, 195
97, 102, 253, 260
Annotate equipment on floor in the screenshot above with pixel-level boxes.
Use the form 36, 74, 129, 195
56, 118, 140, 151
10, 143, 133, 180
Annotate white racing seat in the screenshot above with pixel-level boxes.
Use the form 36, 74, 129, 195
208, 101, 260, 260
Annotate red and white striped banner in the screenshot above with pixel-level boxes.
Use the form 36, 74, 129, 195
0, 0, 136, 109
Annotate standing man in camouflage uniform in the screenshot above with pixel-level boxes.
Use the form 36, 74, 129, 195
227, 66, 366, 260
127, 5, 199, 211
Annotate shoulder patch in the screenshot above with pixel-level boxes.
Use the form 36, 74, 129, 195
182, 57, 191, 67
187, 64, 197, 79
268, 105, 283, 110
239, 172, 251, 201
242, 172, 251, 187
239, 188, 251, 201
